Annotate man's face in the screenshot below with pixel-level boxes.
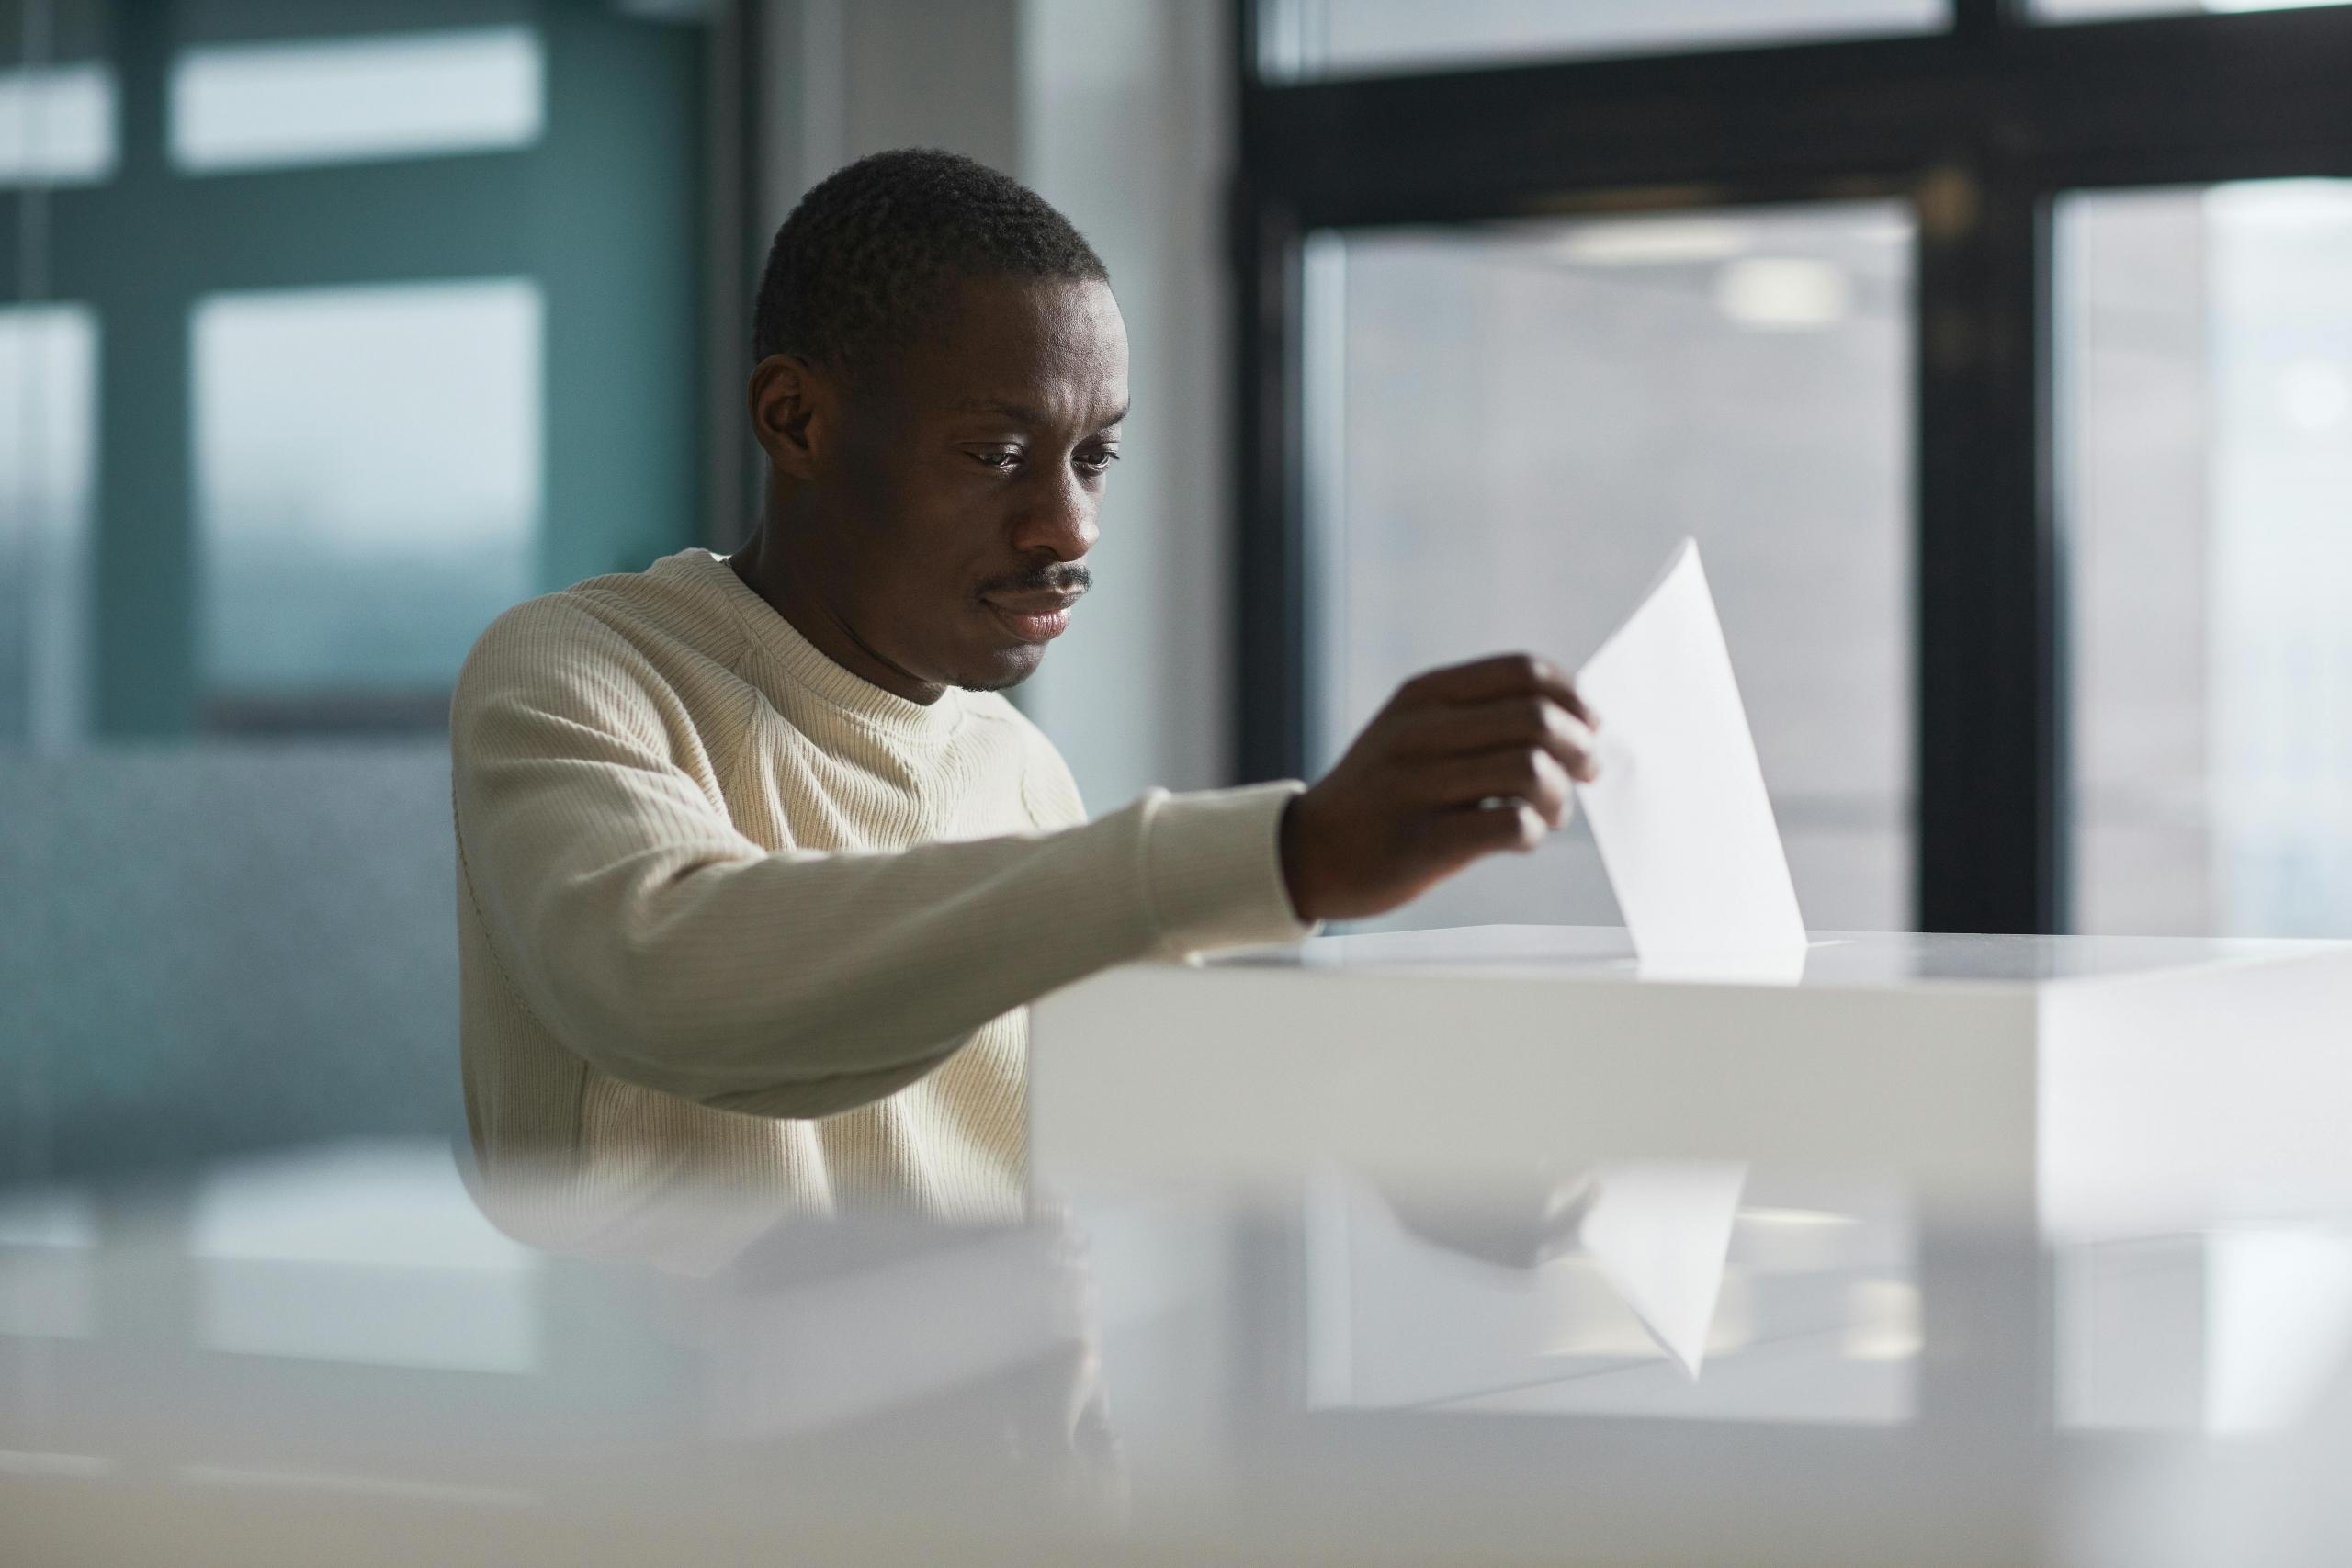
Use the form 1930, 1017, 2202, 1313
817, 275, 1128, 694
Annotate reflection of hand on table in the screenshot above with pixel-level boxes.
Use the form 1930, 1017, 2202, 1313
1375, 1168, 1600, 1271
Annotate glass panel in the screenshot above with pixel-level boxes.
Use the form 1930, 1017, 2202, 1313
1306, 1168, 1918, 1425
187, 1145, 541, 1374
0, 1181, 98, 1340
0, 62, 116, 186
1309, 203, 1915, 932
2035, 0, 2344, 20
192, 278, 541, 707
2057, 1227, 2352, 1434
2062, 180, 2352, 937
0, 304, 98, 749
170, 27, 542, 174
1263, 0, 1947, 81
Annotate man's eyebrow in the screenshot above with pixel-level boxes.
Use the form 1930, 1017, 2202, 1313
956, 399, 1129, 431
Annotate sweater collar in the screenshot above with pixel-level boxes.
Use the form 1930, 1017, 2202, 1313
671, 548, 967, 742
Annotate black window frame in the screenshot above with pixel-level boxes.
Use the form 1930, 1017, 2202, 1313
1230, 0, 2352, 933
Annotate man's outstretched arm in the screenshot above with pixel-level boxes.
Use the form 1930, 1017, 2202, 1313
454, 602, 1597, 1121
452, 602, 1306, 1120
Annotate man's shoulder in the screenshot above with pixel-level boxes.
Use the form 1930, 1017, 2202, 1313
463, 556, 742, 690
453, 554, 752, 738
457, 587, 650, 703
467, 584, 617, 656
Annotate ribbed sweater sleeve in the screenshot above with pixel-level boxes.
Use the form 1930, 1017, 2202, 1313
451, 600, 1310, 1120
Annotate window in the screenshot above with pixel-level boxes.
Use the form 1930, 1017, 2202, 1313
2, 5, 707, 738
0, 62, 116, 186
2034, 0, 2346, 19
193, 280, 542, 711
0, 305, 97, 748
2063, 182, 2352, 937
1261, 0, 1947, 80
170, 27, 544, 174
1238, 0, 2352, 933
1308, 206, 1914, 931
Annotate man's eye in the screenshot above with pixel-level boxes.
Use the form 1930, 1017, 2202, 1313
1077, 447, 1122, 475
975, 447, 1022, 470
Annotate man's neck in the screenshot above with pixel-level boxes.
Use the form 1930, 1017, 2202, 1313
727, 520, 945, 705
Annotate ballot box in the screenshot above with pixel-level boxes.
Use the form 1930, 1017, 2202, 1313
1027, 925, 2352, 1237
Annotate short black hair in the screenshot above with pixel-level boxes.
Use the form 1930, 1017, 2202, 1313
751, 148, 1109, 378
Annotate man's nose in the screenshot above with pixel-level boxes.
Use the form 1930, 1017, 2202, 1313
1011, 472, 1099, 562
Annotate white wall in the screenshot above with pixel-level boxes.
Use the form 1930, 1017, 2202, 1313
753, 0, 1236, 806
1013, 0, 1235, 804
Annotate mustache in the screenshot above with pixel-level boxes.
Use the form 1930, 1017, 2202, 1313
978, 562, 1092, 598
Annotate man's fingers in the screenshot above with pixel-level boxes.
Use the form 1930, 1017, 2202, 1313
1429, 798, 1546, 860
1391, 695, 1600, 782
1412, 747, 1575, 828
1396, 652, 1599, 731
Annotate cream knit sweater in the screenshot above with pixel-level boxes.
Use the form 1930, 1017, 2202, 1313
451, 548, 1308, 1250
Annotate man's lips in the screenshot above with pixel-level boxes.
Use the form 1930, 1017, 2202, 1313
981, 589, 1081, 645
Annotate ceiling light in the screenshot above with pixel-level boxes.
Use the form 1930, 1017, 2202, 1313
1714, 256, 1849, 330
1554, 216, 1753, 267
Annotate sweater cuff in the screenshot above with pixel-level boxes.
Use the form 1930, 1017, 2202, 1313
1138, 781, 1319, 958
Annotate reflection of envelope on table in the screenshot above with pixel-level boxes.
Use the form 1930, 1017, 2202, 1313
1379, 1161, 1747, 1377
1574, 1162, 1747, 1377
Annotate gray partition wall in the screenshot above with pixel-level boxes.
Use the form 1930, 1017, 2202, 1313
1, 743, 464, 1181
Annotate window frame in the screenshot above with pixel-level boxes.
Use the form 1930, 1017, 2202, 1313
1231, 0, 2352, 933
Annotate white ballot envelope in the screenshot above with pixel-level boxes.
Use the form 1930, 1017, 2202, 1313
1573, 538, 1808, 973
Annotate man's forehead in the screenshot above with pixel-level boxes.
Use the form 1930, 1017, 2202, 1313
933, 276, 1122, 364
951, 393, 1129, 428
876, 275, 1126, 424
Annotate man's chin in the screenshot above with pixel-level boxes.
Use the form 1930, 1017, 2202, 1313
956, 644, 1047, 694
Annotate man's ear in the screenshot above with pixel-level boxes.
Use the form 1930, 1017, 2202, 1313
748, 354, 830, 481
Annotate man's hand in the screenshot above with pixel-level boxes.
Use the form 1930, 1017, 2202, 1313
1280, 654, 1600, 923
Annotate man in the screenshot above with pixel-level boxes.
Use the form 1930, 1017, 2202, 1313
452, 149, 1598, 1242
